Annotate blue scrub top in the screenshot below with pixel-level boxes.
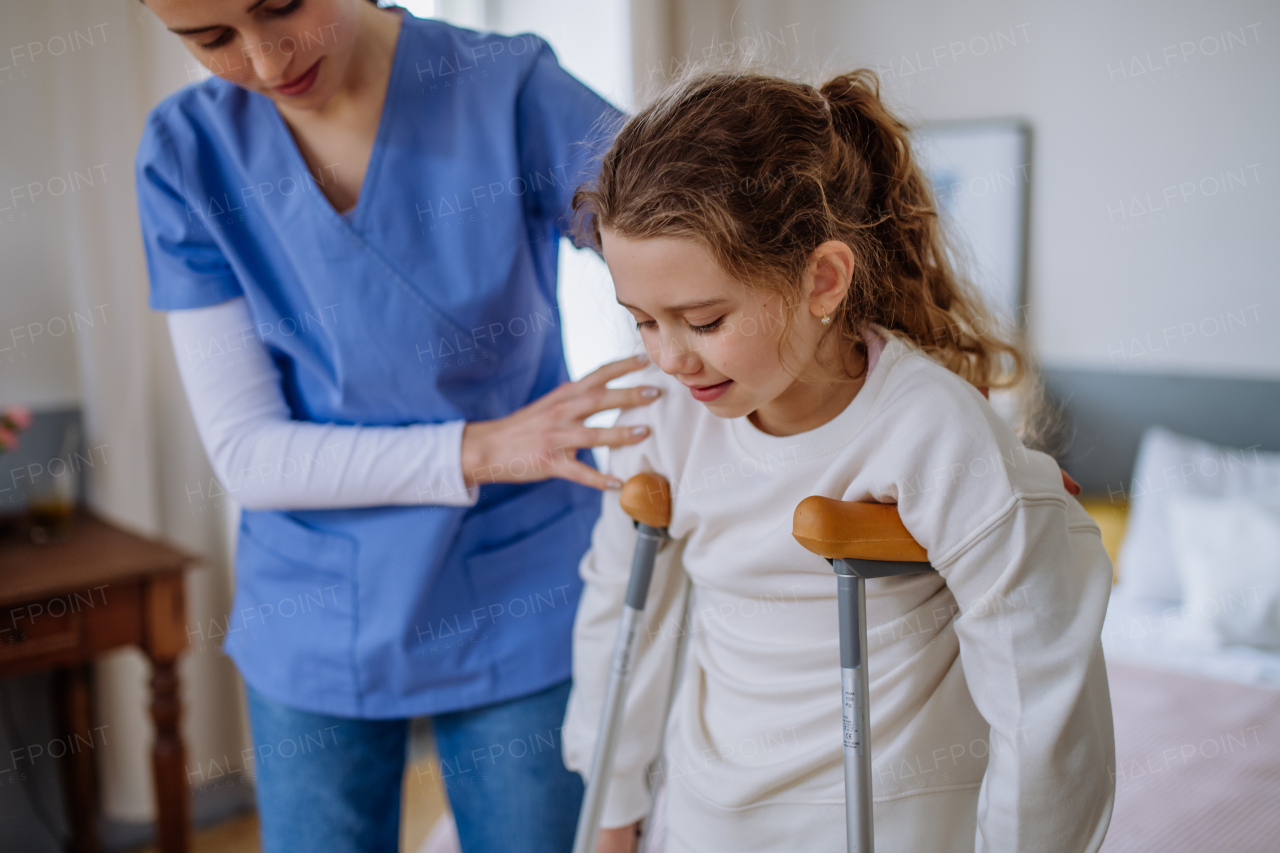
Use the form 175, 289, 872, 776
136, 15, 621, 718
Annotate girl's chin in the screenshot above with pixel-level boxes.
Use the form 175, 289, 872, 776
697, 396, 754, 419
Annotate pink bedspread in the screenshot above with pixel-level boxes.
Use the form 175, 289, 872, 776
1100, 660, 1280, 852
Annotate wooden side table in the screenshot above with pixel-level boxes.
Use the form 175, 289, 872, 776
0, 511, 195, 853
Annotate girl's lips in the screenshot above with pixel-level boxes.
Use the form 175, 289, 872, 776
689, 379, 733, 402
275, 59, 322, 96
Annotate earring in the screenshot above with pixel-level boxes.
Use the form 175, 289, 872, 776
820, 312, 831, 326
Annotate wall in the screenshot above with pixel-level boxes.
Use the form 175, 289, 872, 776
635, 0, 1279, 381
0, 1, 80, 408
0, 0, 250, 831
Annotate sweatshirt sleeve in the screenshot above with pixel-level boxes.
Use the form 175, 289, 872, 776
938, 493, 1116, 852
167, 297, 478, 510
562, 418, 690, 828
877, 360, 1116, 852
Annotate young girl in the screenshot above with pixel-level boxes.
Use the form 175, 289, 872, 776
561, 70, 1115, 853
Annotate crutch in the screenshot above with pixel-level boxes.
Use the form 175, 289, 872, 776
792, 498, 934, 853
636, 573, 692, 853
572, 473, 672, 853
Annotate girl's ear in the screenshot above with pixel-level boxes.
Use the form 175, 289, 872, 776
806, 241, 855, 319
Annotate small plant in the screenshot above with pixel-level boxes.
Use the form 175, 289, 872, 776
0, 405, 32, 456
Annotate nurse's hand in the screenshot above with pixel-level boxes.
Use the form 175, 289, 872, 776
461, 354, 660, 491
595, 823, 641, 853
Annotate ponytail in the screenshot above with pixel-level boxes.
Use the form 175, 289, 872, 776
817, 70, 1026, 391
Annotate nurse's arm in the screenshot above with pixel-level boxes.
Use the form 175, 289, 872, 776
167, 297, 481, 510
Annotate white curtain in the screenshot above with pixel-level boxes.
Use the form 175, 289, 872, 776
41, 0, 247, 822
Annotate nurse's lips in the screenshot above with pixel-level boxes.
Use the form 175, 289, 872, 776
687, 379, 733, 402
274, 58, 322, 96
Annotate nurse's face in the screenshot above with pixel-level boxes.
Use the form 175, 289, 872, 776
146, 0, 363, 109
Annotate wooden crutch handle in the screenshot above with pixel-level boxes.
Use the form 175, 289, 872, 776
792, 497, 928, 562
620, 472, 672, 529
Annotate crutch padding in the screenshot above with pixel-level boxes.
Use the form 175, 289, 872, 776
792, 499, 935, 853
619, 471, 672, 530
792, 497, 928, 562
573, 473, 672, 853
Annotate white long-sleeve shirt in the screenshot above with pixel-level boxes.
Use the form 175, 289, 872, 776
562, 330, 1115, 853
167, 297, 477, 510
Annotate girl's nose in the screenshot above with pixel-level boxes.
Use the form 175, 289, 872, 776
652, 333, 701, 377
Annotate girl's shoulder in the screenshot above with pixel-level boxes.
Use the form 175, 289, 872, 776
853, 338, 1073, 562
877, 337, 991, 420
869, 334, 1062, 496
855, 330, 993, 438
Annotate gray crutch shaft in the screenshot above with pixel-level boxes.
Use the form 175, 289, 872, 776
572, 522, 664, 853
835, 557, 935, 853
792, 497, 933, 853
835, 561, 874, 853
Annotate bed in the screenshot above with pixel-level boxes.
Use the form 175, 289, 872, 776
1099, 659, 1280, 852
1072, 405, 1280, 852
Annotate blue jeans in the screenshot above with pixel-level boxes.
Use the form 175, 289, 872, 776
246, 680, 584, 853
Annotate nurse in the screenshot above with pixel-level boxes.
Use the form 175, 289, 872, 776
135, 2, 655, 852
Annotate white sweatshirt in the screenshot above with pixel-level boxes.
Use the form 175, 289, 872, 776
166, 297, 477, 510
562, 330, 1115, 853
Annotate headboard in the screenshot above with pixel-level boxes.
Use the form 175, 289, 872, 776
1044, 368, 1280, 497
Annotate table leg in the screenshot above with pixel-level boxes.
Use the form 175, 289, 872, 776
55, 663, 102, 853
144, 571, 191, 853
149, 657, 190, 853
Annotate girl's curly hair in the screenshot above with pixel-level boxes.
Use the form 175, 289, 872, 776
573, 69, 1041, 432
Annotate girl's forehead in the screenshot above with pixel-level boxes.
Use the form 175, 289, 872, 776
600, 229, 708, 263
602, 232, 743, 313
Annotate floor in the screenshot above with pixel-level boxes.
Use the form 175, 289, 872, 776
125, 755, 450, 853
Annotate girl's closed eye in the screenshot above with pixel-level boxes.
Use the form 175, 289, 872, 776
633, 317, 724, 334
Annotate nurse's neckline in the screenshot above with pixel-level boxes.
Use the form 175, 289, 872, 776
277, 2, 402, 120
271, 3, 405, 218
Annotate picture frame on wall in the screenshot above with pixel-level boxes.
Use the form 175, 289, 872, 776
914, 119, 1032, 327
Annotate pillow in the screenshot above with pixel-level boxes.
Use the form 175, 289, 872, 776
1166, 494, 1280, 650
1117, 427, 1280, 605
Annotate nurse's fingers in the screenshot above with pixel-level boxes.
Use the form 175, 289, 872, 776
533, 355, 643, 411
574, 354, 651, 390
566, 385, 662, 419
558, 459, 626, 492
574, 424, 652, 449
